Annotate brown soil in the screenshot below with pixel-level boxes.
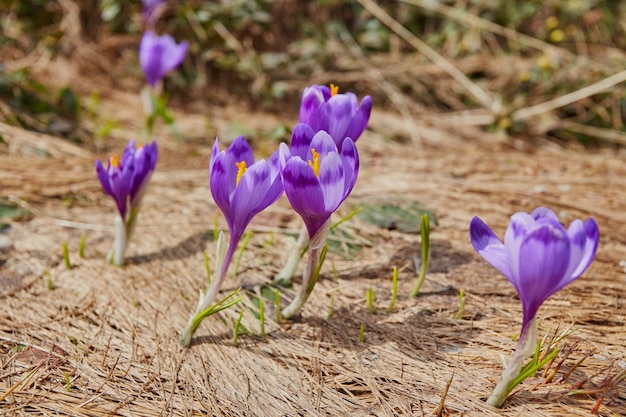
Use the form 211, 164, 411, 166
1, 90, 625, 416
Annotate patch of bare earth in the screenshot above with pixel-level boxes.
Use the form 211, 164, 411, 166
0, 97, 625, 416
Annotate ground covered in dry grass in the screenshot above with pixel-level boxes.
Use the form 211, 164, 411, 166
0, 89, 625, 416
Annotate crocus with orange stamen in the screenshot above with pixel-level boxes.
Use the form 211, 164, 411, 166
95, 140, 158, 266
299, 84, 372, 150
278, 124, 359, 318
180, 136, 283, 346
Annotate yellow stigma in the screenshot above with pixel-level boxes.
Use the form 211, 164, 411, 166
308, 148, 320, 178
330, 83, 339, 97
235, 160, 247, 186
136, 143, 145, 149
110, 154, 120, 168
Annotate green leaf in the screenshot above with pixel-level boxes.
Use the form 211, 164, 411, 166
357, 202, 437, 233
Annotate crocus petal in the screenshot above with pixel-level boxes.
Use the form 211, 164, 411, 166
209, 138, 220, 173
566, 218, 599, 279
340, 138, 359, 197
469, 216, 514, 284
325, 94, 355, 147
210, 154, 233, 223
227, 136, 255, 168
139, 31, 161, 87
289, 123, 316, 160
231, 161, 272, 238
516, 223, 571, 327
318, 152, 345, 212
344, 95, 372, 143
309, 130, 339, 159
504, 212, 535, 284
95, 160, 113, 196
283, 158, 328, 237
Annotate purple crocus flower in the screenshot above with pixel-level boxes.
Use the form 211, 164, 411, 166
471, 207, 599, 407
210, 136, 284, 246
299, 84, 372, 150
470, 207, 599, 333
280, 123, 359, 240
95, 140, 158, 220
139, 31, 188, 88
141, 0, 165, 23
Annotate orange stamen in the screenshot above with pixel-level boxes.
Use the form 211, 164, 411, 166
110, 154, 120, 168
308, 148, 320, 178
330, 83, 339, 97
235, 160, 247, 186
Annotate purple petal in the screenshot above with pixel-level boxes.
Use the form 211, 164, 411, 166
531, 207, 559, 221
283, 158, 328, 237
95, 160, 113, 196
289, 123, 315, 160
340, 138, 359, 197
299, 86, 327, 128
209, 138, 220, 173
566, 218, 599, 279
344, 95, 372, 144
309, 130, 338, 160
227, 136, 255, 167
209, 154, 233, 225
504, 212, 535, 283
325, 94, 355, 147
516, 222, 571, 327
317, 152, 345, 212
230, 161, 272, 239
469, 216, 513, 284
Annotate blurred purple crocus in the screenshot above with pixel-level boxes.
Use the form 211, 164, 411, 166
470, 207, 599, 407
95, 140, 158, 266
278, 123, 359, 319
139, 31, 188, 88
141, 0, 165, 23
299, 84, 372, 150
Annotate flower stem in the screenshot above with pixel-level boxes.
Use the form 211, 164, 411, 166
280, 244, 323, 319
179, 233, 238, 347
274, 224, 308, 286
487, 317, 538, 407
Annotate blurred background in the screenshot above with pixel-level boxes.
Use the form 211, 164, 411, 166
2, 0, 626, 149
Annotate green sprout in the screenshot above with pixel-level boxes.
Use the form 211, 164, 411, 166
274, 288, 281, 324
454, 289, 465, 320
259, 297, 266, 337
326, 293, 335, 320
233, 310, 245, 347
62, 242, 72, 270
367, 287, 376, 314
388, 266, 398, 312
45, 269, 54, 290
79, 233, 86, 258
359, 324, 365, 342
411, 214, 430, 297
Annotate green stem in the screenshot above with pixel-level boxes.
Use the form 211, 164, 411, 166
274, 224, 308, 286
487, 317, 538, 407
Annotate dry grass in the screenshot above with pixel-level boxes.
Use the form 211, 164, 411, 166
0, 92, 625, 416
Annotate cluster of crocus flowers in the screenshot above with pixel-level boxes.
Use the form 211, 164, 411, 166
179, 136, 284, 347
470, 207, 599, 407
95, 140, 158, 266
278, 124, 359, 318
275, 84, 372, 284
